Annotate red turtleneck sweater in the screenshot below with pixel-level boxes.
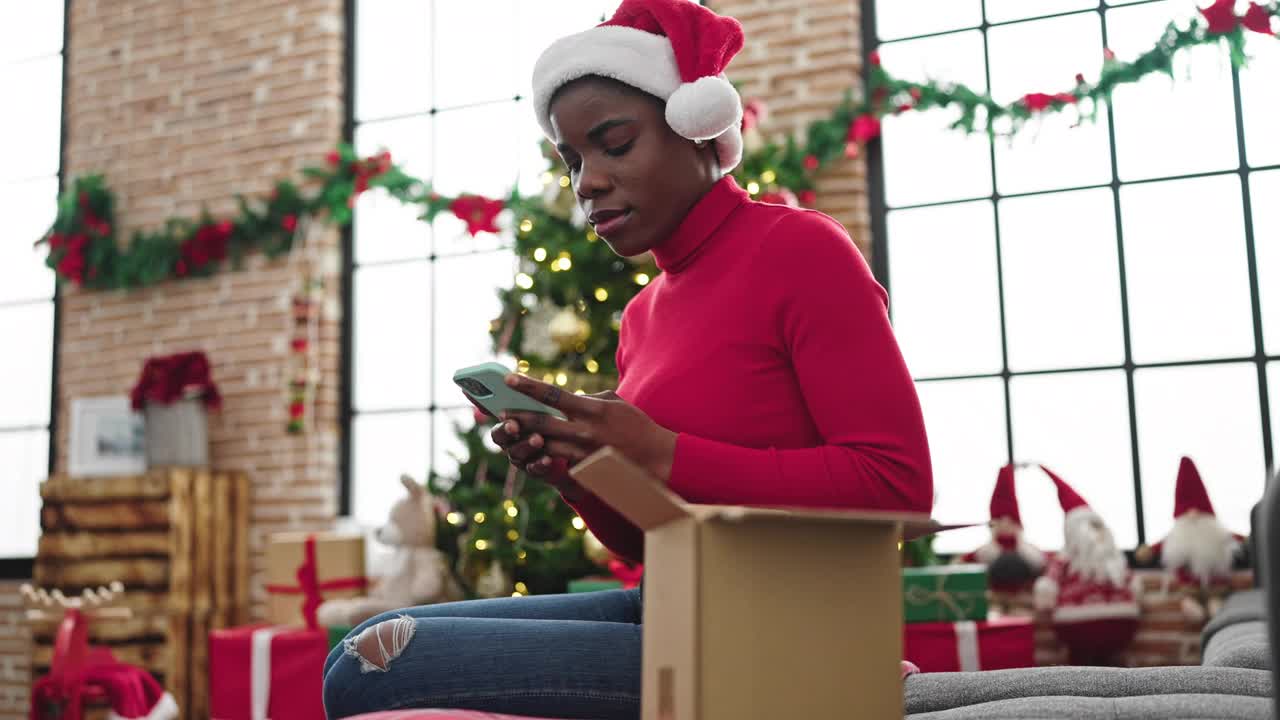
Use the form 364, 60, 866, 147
563, 177, 933, 563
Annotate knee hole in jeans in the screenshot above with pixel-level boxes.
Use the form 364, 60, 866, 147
343, 615, 415, 673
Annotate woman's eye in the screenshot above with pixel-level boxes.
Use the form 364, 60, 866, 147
604, 140, 635, 158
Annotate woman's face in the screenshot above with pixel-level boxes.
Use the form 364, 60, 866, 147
548, 76, 720, 257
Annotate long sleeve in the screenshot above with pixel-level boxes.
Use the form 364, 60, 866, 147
665, 213, 933, 513
561, 480, 645, 564
552, 322, 646, 563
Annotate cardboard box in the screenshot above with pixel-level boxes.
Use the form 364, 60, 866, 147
570, 448, 946, 720
902, 564, 988, 623
264, 532, 366, 627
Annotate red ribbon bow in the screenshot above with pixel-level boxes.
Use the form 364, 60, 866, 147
607, 558, 644, 589
263, 535, 369, 629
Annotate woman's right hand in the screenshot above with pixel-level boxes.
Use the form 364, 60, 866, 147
490, 417, 584, 500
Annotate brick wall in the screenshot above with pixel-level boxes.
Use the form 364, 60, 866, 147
710, 0, 873, 256
1, 2, 346, 717
0, 582, 32, 719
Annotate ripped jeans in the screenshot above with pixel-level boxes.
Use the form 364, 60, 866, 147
321, 588, 642, 719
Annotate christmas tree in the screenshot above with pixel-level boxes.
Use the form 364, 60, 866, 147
428, 141, 653, 599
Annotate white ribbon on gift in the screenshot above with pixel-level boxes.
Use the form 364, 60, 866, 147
954, 621, 981, 672
251, 628, 282, 720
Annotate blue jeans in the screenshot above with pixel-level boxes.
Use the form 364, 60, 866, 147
322, 588, 642, 719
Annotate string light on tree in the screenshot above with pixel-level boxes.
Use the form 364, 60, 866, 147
474, 511, 486, 524
533, 247, 547, 262
571, 517, 586, 531
515, 273, 534, 289
594, 287, 609, 302
634, 273, 650, 286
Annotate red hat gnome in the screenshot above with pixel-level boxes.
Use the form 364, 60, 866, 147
1032, 466, 1143, 665
1139, 457, 1243, 621
957, 464, 1046, 599
531, 0, 746, 172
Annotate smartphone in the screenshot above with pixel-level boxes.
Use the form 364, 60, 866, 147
453, 362, 567, 421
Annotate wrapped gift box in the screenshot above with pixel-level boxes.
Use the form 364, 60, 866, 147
209, 624, 328, 720
265, 532, 367, 627
567, 577, 624, 593
328, 624, 354, 651
902, 564, 988, 623
903, 617, 1035, 672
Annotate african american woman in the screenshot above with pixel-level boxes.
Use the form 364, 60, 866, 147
322, 1, 932, 718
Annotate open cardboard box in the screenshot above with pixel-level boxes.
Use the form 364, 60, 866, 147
570, 447, 957, 720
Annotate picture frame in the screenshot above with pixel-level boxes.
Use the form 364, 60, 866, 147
69, 396, 147, 477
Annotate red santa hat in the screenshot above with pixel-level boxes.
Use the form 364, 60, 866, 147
1041, 464, 1091, 515
990, 463, 1021, 526
531, 0, 746, 171
1174, 455, 1215, 518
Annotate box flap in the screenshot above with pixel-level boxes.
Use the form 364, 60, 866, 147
690, 505, 968, 540
570, 448, 690, 530
569, 447, 974, 538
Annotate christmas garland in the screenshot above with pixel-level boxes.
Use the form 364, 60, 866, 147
37, 0, 1277, 291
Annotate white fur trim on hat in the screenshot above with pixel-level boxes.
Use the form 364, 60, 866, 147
531, 26, 743, 172
666, 75, 741, 141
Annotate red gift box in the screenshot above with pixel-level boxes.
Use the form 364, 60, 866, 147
209, 624, 328, 720
903, 617, 1034, 673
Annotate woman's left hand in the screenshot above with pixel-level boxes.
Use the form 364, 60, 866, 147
500, 373, 677, 483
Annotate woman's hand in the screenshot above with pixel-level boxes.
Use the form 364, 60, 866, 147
498, 374, 678, 483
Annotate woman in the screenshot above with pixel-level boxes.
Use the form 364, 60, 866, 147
322, 1, 931, 717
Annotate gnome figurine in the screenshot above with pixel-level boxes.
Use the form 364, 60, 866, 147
1137, 457, 1243, 621
957, 463, 1046, 610
1033, 467, 1143, 666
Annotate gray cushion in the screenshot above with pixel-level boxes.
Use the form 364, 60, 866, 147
1203, 590, 1267, 647
904, 666, 1273, 715
1203, 621, 1271, 670
906, 693, 1273, 720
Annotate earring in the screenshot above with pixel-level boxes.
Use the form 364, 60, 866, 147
694, 140, 707, 148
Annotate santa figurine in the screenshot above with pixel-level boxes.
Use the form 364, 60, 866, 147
956, 463, 1046, 609
1033, 466, 1143, 666
1136, 456, 1243, 622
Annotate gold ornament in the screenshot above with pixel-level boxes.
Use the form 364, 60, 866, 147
549, 308, 591, 352
583, 529, 611, 566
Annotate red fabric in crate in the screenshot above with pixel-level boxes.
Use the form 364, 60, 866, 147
904, 617, 1035, 672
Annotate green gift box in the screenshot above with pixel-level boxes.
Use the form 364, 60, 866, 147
902, 564, 988, 623
328, 625, 354, 650
568, 577, 624, 593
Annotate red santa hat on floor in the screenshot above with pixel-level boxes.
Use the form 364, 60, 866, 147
531, 0, 746, 171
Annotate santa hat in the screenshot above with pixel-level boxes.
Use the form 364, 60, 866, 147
990, 463, 1022, 526
531, 0, 746, 171
1041, 465, 1091, 515
1174, 456, 1215, 518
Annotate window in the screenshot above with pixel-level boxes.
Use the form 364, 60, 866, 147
344, 1, 620, 527
0, 1, 64, 568
866, 0, 1278, 552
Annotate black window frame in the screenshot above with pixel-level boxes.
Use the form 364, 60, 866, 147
861, 0, 1276, 548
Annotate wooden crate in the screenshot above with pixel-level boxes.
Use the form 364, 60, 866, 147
33, 468, 250, 720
